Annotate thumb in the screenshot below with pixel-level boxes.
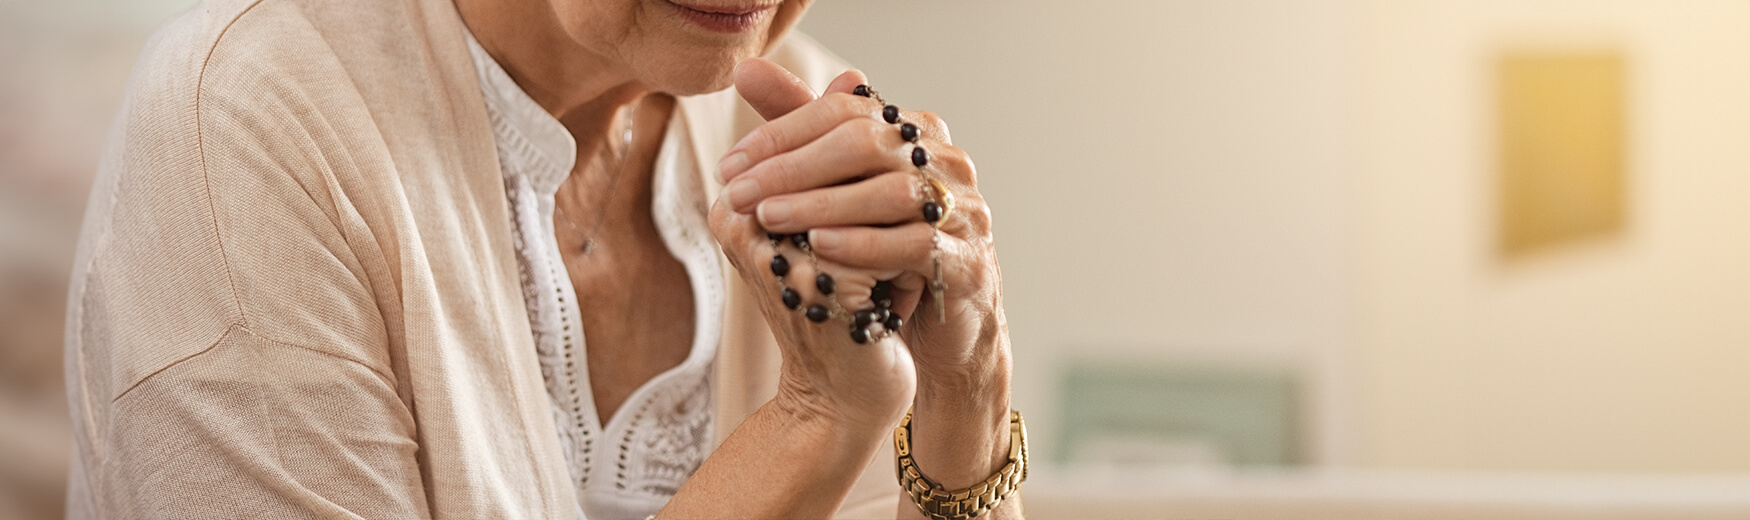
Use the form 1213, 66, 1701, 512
734, 58, 817, 121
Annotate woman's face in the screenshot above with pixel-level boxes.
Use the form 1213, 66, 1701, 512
551, 0, 815, 95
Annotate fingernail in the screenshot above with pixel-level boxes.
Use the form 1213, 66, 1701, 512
757, 200, 792, 228
810, 228, 842, 250
727, 178, 762, 211
718, 151, 749, 181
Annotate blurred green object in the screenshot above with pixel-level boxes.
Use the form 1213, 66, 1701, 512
1058, 361, 1299, 467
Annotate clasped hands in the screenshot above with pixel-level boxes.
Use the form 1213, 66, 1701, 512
708, 58, 1009, 438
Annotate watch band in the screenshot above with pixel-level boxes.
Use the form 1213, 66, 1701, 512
893, 408, 1028, 520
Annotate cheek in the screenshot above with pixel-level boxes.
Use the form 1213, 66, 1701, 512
549, 0, 644, 64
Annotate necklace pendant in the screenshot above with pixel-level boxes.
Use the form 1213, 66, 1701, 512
581, 238, 596, 254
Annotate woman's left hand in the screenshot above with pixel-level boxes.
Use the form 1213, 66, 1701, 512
718, 60, 1009, 395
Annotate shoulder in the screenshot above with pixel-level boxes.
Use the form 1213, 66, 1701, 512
122, 0, 413, 146
108, 0, 370, 190
75, 0, 404, 401
123, 0, 326, 114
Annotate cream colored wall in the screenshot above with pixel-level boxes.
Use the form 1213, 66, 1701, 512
809, 0, 1750, 474
1358, 0, 1750, 471
801, 0, 1363, 466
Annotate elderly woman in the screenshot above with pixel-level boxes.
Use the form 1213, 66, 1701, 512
64, 0, 1021, 518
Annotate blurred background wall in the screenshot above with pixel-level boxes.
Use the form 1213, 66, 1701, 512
1, 1, 193, 518
4, 0, 1750, 519
802, 0, 1364, 471
1355, 0, 1750, 473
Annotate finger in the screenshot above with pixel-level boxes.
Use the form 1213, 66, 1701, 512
726, 117, 910, 212
733, 57, 817, 121
836, 270, 928, 329
756, 171, 922, 233
825, 69, 869, 97
709, 192, 777, 277
809, 224, 976, 324
720, 92, 882, 182
767, 242, 907, 319
807, 256, 909, 317
807, 223, 938, 275
803, 258, 926, 331
882, 271, 929, 327
716, 193, 927, 353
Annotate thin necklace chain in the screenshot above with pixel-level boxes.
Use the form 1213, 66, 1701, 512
556, 103, 637, 255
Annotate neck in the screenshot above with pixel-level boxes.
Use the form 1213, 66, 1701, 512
455, 0, 654, 156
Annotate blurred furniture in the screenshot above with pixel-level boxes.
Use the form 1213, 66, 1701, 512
1059, 362, 1299, 468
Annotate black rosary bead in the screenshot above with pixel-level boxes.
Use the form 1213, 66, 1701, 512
854, 309, 876, 327
790, 233, 809, 248
850, 326, 871, 344
770, 255, 790, 277
883, 105, 901, 124
781, 288, 802, 310
871, 281, 894, 307
853, 85, 871, 97
923, 202, 943, 223
884, 313, 903, 332
805, 304, 831, 323
900, 123, 920, 143
766, 231, 785, 242
911, 146, 929, 167
815, 273, 835, 295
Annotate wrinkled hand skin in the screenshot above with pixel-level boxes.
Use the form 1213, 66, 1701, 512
708, 182, 918, 435
712, 58, 1020, 518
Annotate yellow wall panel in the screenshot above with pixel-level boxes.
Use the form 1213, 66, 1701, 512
1497, 52, 1626, 256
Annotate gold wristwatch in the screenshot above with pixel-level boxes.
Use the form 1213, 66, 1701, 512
893, 408, 1028, 520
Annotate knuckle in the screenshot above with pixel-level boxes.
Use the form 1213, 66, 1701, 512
708, 201, 734, 235
968, 203, 994, 236
846, 119, 887, 157
886, 173, 920, 206
915, 110, 951, 141
913, 226, 936, 256
827, 93, 869, 121
750, 125, 784, 156
762, 157, 798, 193
938, 147, 974, 179
806, 190, 838, 218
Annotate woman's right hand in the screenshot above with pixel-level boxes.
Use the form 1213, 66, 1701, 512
707, 62, 917, 434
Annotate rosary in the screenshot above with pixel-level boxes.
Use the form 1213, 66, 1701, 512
765, 84, 954, 344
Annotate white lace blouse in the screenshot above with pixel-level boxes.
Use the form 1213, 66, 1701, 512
465, 34, 725, 520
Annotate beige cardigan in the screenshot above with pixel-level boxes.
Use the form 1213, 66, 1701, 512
63, 0, 896, 517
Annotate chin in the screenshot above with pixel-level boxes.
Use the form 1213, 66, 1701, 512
635, 47, 754, 96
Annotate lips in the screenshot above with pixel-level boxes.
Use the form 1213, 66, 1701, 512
671, 1, 778, 16
666, 1, 779, 33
